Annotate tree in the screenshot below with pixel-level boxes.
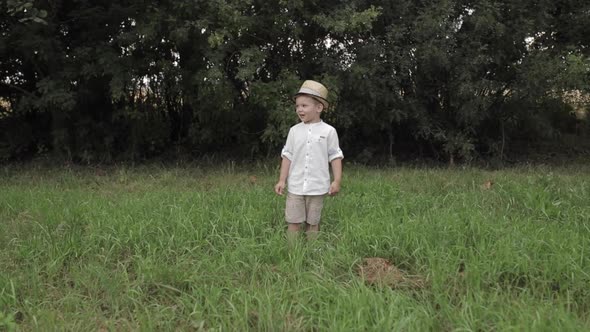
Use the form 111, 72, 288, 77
1, 0, 588, 163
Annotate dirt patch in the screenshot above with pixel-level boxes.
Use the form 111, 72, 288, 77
358, 257, 426, 289
481, 179, 494, 190
248, 175, 257, 184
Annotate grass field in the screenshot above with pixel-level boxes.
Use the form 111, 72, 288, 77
1, 163, 589, 331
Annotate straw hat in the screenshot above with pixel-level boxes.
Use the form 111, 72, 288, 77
294, 80, 329, 110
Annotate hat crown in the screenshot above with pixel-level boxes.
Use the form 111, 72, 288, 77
299, 80, 328, 100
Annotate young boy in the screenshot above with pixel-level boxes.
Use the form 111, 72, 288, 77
274, 80, 344, 241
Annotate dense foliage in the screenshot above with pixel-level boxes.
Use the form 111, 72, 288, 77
1, 0, 589, 163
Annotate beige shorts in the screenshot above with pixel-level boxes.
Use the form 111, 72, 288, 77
285, 192, 326, 225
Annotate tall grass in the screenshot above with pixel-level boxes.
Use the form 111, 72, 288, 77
1, 163, 589, 331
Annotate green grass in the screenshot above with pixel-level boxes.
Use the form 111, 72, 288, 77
1, 163, 589, 331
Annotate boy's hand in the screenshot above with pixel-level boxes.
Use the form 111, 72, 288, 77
274, 181, 286, 195
328, 181, 341, 196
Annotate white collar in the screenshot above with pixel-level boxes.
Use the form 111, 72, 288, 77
302, 120, 323, 126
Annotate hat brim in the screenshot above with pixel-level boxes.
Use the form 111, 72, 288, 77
293, 93, 329, 111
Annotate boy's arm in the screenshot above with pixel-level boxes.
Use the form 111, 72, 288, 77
328, 158, 342, 196
274, 157, 291, 195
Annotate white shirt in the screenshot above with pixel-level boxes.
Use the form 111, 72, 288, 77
281, 121, 344, 195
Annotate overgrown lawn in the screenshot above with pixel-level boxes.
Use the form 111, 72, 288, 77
1, 163, 589, 331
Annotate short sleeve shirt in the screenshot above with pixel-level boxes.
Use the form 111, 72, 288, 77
281, 121, 344, 195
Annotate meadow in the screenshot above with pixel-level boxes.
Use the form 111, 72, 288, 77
1, 162, 589, 331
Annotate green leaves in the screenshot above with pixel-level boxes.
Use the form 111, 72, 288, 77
236, 47, 265, 81
0, 311, 16, 331
313, 5, 382, 34
7, 0, 48, 25
1, 0, 589, 162
207, 31, 228, 48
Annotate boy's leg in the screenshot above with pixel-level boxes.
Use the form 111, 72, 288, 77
285, 193, 305, 245
287, 223, 301, 245
304, 195, 325, 241
305, 224, 320, 241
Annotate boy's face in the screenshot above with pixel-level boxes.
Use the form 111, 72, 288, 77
295, 95, 323, 124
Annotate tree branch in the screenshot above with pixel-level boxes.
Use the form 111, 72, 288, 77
0, 82, 37, 98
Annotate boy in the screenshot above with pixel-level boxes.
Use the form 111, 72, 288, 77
274, 80, 344, 241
